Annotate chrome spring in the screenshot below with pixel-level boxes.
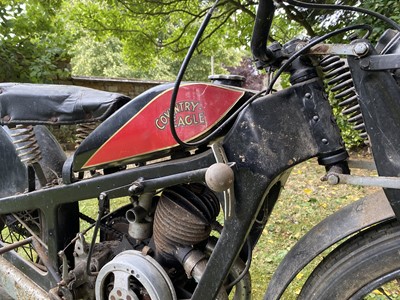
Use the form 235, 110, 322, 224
320, 55, 368, 141
75, 122, 99, 148
10, 125, 42, 164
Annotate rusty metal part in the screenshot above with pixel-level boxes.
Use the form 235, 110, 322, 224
12, 212, 47, 249
75, 122, 99, 148
9, 125, 42, 164
180, 249, 229, 300
308, 43, 366, 56
32, 238, 61, 283
326, 172, 400, 189
0, 236, 33, 255
0, 254, 49, 300
153, 184, 219, 257
126, 192, 154, 240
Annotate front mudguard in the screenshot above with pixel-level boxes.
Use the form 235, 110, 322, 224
264, 190, 395, 300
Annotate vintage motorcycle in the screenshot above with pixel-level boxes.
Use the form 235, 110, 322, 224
0, 0, 399, 299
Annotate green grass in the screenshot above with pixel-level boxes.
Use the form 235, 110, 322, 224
250, 154, 378, 299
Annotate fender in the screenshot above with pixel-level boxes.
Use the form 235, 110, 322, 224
0, 125, 67, 197
264, 190, 395, 300
0, 126, 27, 197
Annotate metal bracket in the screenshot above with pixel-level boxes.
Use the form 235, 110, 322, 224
326, 172, 400, 189
360, 54, 400, 71
210, 141, 236, 220
308, 43, 356, 56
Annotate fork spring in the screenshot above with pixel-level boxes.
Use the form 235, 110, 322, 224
320, 55, 368, 141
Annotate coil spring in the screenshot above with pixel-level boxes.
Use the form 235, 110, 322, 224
75, 122, 98, 148
10, 125, 42, 164
320, 55, 368, 140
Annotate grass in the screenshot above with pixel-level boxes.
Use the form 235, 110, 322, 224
250, 153, 378, 299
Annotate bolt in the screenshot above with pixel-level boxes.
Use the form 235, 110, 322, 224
304, 93, 311, 99
360, 59, 370, 69
321, 138, 328, 144
327, 174, 340, 185
313, 115, 319, 122
353, 42, 370, 57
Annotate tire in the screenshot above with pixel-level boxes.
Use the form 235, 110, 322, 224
299, 220, 400, 300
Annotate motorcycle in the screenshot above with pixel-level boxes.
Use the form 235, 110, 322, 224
0, 0, 399, 299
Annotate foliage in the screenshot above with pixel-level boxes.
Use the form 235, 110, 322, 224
0, 0, 71, 83
64, 0, 256, 67
355, 0, 400, 42
2, 0, 398, 144
71, 34, 244, 81
226, 57, 267, 90
331, 104, 364, 149
71, 36, 138, 78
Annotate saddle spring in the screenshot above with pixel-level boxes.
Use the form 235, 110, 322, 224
10, 125, 42, 164
75, 122, 99, 148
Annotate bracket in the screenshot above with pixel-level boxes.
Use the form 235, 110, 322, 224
210, 141, 236, 220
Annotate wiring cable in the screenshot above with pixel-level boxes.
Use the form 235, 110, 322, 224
170, 21, 372, 148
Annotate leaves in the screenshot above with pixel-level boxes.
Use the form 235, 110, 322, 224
0, 0, 72, 82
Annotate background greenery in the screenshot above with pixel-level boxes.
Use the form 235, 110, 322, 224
1, 0, 398, 147
2, 0, 398, 82
1, 1, 399, 297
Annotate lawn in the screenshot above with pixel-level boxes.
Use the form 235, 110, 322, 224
250, 153, 378, 299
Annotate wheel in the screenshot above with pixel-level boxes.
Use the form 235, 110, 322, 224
0, 125, 79, 266
299, 220, 400, 300
0, 211, 43, 263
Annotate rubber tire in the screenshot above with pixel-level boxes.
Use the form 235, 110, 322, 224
299, 219, 400, 300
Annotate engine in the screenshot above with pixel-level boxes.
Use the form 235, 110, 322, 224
59, 183, 249, 300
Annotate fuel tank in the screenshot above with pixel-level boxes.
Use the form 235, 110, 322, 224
72, 82, 251, 171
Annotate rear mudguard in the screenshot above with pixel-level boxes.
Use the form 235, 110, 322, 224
0, 125, 66, 197
265, 190, 395, 300
0, 126, 27, 197
0, 125, 78, 265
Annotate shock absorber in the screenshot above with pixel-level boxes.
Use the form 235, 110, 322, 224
320, 55, 368, 141
10, 125, 42, 164
10, 124, 47, 189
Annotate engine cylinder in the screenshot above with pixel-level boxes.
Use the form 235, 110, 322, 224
153, 184, 220, 259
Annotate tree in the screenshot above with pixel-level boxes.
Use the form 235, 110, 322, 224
0, 0, 72, 83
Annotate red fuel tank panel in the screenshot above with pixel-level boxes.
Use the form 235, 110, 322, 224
75, 83, 246, 170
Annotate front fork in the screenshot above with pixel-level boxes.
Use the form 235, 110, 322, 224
347, 39, 400, 217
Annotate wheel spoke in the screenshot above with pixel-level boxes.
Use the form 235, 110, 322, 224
0, 211, 40, 263
377, 287, 393, 300
112, 270, 131, 291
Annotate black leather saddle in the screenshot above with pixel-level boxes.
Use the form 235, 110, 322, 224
0, 83, 131, 125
